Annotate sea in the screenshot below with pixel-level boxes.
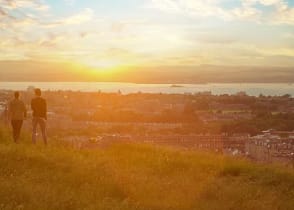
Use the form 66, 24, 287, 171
0, 82, 293, 97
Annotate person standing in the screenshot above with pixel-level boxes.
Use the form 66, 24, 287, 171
8, 92, 27, 143
31, 88, 47, 145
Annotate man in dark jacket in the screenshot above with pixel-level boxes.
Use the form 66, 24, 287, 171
31, 88, 47, 145
8, 91, 27, 143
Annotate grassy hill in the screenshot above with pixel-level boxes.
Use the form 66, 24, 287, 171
0, 126, 293, 210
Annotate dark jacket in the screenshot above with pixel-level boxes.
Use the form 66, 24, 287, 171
8, 99, 27, 120
31, 97, 47, 119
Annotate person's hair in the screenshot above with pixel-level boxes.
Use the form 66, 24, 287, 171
14, 91, 19, 99
35, 88, 41, 96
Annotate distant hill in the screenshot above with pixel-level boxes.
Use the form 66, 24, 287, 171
0, 60, 294, 83
0, 126, 293, 210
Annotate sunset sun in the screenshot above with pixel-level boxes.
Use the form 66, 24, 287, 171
85, 60, 122, 70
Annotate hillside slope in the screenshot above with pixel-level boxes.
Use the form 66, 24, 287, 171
0, 130, 293, 210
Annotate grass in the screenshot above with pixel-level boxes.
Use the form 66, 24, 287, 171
0, 126, 293, 210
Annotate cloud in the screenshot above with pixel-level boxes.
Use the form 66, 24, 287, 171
149, 0, 226, 18
149, 0, 294, 24
0, 0, 49, 11
149, 0, 261, 21
196, 34, 237, 45
231, 6, 261, 21
64, 0, 76, 6
240, 0, 294, 24
0, 7, 8, 17
60, 8, 94, 25
0, 0, 49, 31
0, 0, 293, 67
0, 0, 94, 30
40, 8, 95, 28
0, 0, 97, 62
241, 0, 284, 6
273, 5, 294, 24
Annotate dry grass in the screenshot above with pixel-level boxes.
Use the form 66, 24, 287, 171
0, 126, 293, 210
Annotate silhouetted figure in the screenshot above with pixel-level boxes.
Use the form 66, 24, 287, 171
8, 92, 27, 143
31, 88, 47, 145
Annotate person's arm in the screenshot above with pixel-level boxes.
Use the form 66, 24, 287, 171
31, 99, 35, 112
7, 102, 11, 121
23, 102, 27, 119
44, 100, 47, 120
31, 99, 33, 110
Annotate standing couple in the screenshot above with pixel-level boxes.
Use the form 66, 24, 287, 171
8, 88, 47, 145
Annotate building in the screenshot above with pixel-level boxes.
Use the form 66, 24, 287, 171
246, 131, 294, 166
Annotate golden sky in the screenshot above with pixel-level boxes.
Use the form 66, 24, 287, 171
1, 0, 294, 71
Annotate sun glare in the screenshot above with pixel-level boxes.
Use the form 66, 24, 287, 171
85, 59, 122, 70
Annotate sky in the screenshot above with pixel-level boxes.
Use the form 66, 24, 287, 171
1, 0, 294, 70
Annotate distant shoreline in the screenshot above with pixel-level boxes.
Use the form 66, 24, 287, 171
0, 82, 293, 97
0, 81, 293, 84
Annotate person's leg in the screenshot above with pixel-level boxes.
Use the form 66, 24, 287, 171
11, 120, 17, 143
15, 120, 23, 142
32, 118, 38, 144
39, 118, 47, 145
